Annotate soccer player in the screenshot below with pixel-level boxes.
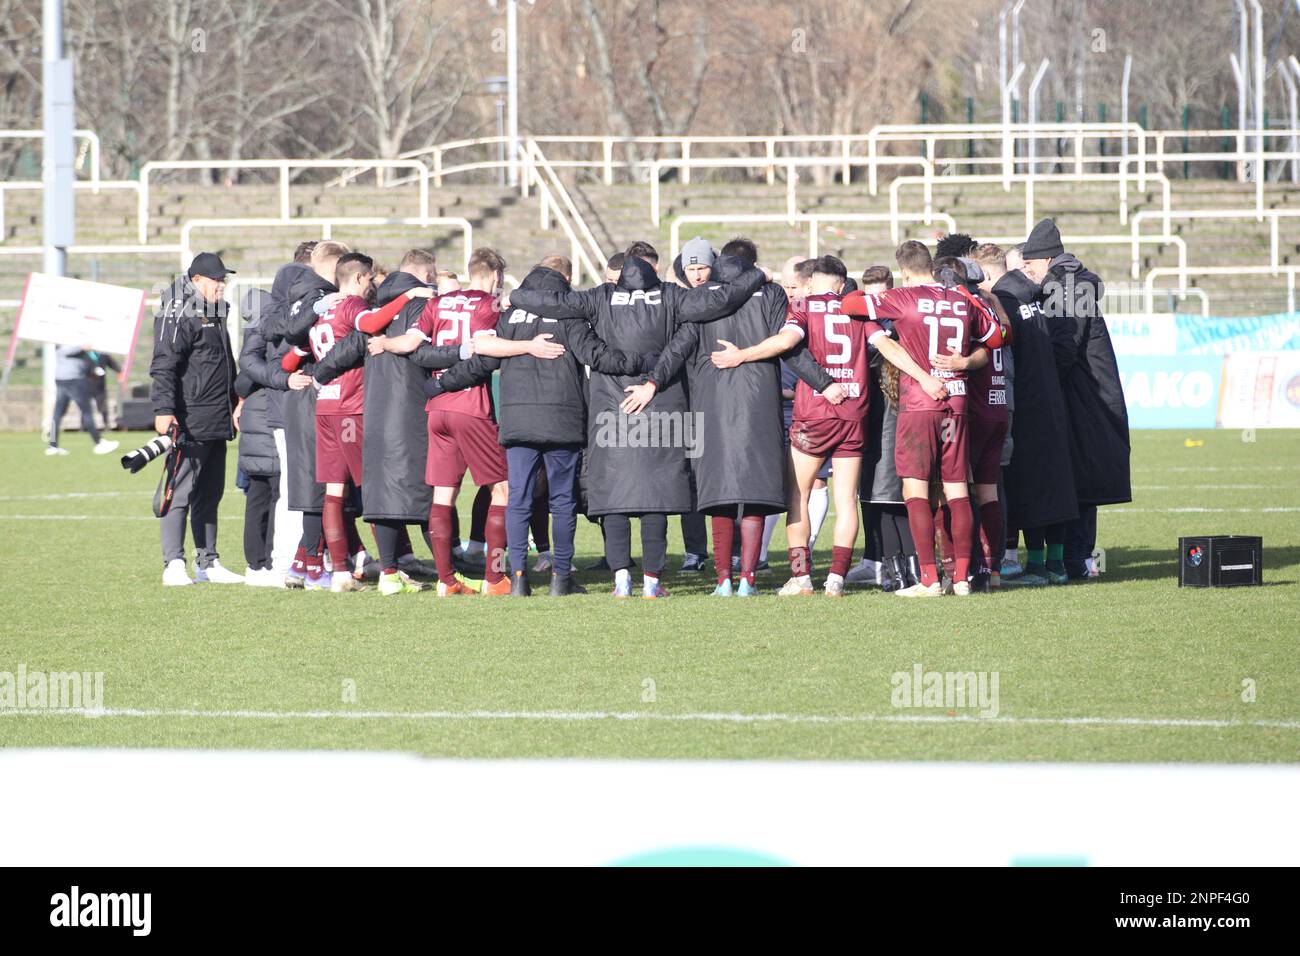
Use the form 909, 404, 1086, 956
312, 248, 458, 596
840, 241, 1004, 597
280, 240, 350, 589
283, 252, 433, 592
931, 249, 1013, 590
711, 255, 868, 597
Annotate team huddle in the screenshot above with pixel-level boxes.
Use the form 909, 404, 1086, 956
149, 217, 1128, 599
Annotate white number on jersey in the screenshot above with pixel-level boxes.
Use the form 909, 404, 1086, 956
435, 310, 472, 347
823, 314, 852, 364
308, 321, 336, 362
923, 315, 964, 357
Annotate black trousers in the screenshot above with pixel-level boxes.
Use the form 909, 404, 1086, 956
50, 377, 101, 446
604, 513, 668, 576
681, 510, 707, 556
1064, 505, 1098, 576
243, 474, 279, 571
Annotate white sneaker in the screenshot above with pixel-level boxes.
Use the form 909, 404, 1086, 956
162, 559, 193, 587
331, 570, 363, 592
895, 581, 944, 598
532, 550, 554, 573
194, 560, 244, 584
93, 439, 120, 455
952, 580, 972, 597
824, 574, 845, 598
776, 575, 814, 596
45, 446, 69, 456
260, 570, 287, 589
243, 566, 263, 585
844, 558, 881, 586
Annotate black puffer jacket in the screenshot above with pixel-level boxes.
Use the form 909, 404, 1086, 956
1045, 254, 1132, 506
994, 269, 1078, 530
148, 274, 237, 442
435, 266, 651, 446
509, 255, 763, 515
257, 262, 314, 428
234, 289, 281, 477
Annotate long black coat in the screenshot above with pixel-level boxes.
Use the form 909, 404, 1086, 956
279, 270, 335, 511
435, 266, 650, 446
1045, 255, 1132, 506
669, 262, 832, 515
354, 271, 434, 522
509, 255, 763, 516
994, 269, 1079, 530
234, 288, 281, 478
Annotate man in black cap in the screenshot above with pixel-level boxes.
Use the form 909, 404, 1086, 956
1021, 218, 1130, 581
149, 252, 243, 586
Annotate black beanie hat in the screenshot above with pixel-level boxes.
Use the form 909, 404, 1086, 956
1022, 218, 1064, 260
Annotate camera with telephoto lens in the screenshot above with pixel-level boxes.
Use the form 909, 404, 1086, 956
120, 434, 175, 473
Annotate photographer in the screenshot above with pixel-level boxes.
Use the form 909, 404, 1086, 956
148, 252, 244, 587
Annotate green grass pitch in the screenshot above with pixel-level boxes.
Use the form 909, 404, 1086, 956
1, 428, 1296, 761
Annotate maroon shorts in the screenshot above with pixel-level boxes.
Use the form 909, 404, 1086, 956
895, 410, 969, 483
968, 418, 1009, 485
426, 409, 508, 488
316, 414, 364, 485
789, 417, 864, 459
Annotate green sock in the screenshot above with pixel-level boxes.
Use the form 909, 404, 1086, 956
1047, 543, 1064, 562
1026, 548, 1046, 567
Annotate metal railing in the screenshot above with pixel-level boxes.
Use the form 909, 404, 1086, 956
668, 213, 958, 263
648, 155, 935, 228
888, 169, 1172, 241
179, 217, 474, 276
1144, 264, 1300, 314
519, 139, 606, 281
1131, 206, 1300, 278
0, 129, 101, 188
136, 159, 431, 243
0, 180, 142, 240
517, 141, 605, 286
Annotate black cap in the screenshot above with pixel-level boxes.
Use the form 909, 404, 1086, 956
188, 252, 235, 280
1022, 218, 1064, 261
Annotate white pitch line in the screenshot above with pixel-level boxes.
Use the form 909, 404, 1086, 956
0, 491, 146, 502
0, 515, 243, 521
1104, 506, 1300, 514
1, 708, 1297, 730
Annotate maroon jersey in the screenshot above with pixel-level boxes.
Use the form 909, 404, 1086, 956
308, 295, 368, 416
414, 289, 500, 419
967, 343, 1010, 423
855, 284, 1001, 414
784, 291, 870, 423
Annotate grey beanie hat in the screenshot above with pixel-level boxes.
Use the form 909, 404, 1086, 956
681, 236, 716, 268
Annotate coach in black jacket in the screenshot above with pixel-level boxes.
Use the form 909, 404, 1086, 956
509, 252, 763, 595
148, 253, 240, 584
432, 259, 652, 596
